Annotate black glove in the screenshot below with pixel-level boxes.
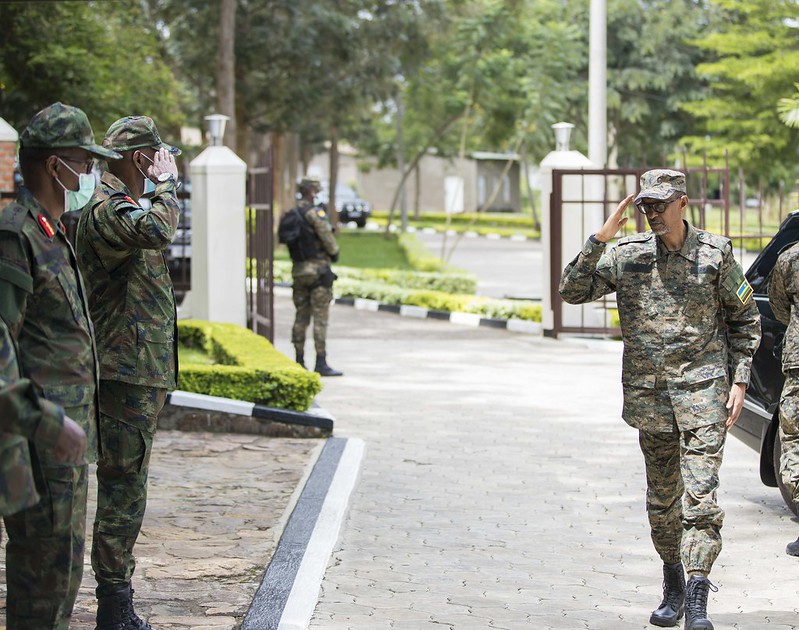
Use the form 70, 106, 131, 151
331, 252, 339, 263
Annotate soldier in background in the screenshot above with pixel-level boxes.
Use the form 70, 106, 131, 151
289, 176, 343, 376
75, 116, 180, 630
0, 102, 120, 629
766, 243, 799, 556
559, 169, 760, 630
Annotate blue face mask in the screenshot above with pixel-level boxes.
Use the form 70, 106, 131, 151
137, 152, 157, 196
56, 159, 95, 212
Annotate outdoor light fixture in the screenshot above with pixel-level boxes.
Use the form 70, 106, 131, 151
552, 122, 575, 152
204, 114, 230, 147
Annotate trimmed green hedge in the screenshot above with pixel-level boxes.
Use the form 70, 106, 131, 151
273, 260, 477, 294
397, 232, 454, 272
333, 279, 541, 322
177, 320, 321, 411
372, 210, 535, 228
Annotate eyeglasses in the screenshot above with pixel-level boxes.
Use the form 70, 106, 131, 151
635, 195, 685, 215
56, 155, 94, 174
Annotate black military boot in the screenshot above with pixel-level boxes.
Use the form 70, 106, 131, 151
295, 350, 306, 369
683, 576, 717, 630
96, 584, 153, 630
787, 535, 799, 556
315, 354, 343, 376
649, 562, 685, 627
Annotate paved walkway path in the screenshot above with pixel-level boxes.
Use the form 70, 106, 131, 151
273, 295, 799, 630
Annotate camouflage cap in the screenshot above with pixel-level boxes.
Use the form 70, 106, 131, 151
103, 116, 181, 156
635, 169, 687, 203
298, 176, 321, 191
19, 102, 122, 160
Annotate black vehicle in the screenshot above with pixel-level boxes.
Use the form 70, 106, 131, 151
317, 182, 371, 228
735, 210, 799, 515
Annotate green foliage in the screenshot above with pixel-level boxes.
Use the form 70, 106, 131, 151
681, 0, 799, 183
335, 231, 413, 270
398, 232, 452, 272
333, 279, 541, 322
371, 211, 535, 228
177, 320, 321, 411
0, 1, 186, 137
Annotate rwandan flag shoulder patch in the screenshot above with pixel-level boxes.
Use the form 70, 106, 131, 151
736, 279, 754, 305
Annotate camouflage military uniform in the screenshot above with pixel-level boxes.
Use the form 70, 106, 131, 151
0, 317, 65, 521
0, 187, 99, 628
76, 137, 179, 595
560, 222, 760, 575
768, 242, 799, 510
291, 199, 340, 356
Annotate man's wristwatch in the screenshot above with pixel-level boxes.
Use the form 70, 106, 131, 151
157, 172, 176, 183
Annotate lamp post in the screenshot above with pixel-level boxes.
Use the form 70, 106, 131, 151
552, 122, 575, 152
204, 114, 230, 147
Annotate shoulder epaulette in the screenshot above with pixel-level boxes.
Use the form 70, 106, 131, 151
697, 230, 731, 251
0, 202, 29, 234
617, 232, 653, 246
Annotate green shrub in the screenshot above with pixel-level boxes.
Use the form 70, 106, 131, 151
333, 279, 541, 322
372, 210, 535, 228
273, 260, 476, 294
177, 320, 321, 411
398, 232, 452, 272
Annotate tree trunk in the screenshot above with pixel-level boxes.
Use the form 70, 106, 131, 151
328, 128, 340, 226
521, 141, 539, 230
414, 163, 421, 220
286, 132, 299, 212
272, 134, 284, 215
217, 0, 237, 153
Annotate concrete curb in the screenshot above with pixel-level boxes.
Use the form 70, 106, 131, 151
165, 390, 335, 431
241, 436, 365, 630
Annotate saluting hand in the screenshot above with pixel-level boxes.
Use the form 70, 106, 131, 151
594, 193, 635, 243
147, 147, 179, 182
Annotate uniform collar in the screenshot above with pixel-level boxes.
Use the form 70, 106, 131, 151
17, 186, 64, 236
656, 221, 699, 262
101, 170, 134, 197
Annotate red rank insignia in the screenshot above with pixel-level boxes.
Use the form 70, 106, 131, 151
37, 214, 55, 238
124, 195, 139, 206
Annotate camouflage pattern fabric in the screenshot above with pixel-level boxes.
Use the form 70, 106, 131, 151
634, 168, 687, 203
103, 115, 181, 155
779, 372, 799, 508
766, 243, 799, 509
291, 201, 339, 355
638, 380, 727, 574
19, 101, 121, 160
559, 222, 759, 577
560, 223, 759, 431
4, 463, 88, 629
0, 318, 65, 518
0, 186, 98, 629
292, 275, 334, 355
769, 241, 799, 370
92, 380, 166, 590
76, 170, 179, 388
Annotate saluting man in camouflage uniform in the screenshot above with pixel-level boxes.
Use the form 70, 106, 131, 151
0, 102, 120, 629
560, 170, 760, 630
290, 176, 343, 376
1, 315, 88, 529
767, 243, 799, 556
74, 116, 181, 630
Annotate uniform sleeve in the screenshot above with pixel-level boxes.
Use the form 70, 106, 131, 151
558, 237, 618, 304
304, 207, 340, 258
90, 181, 180, 252
768, 254, 792, 326
0, 378, 64, 447
0, 231, 33, 336
719, 244, 761, 385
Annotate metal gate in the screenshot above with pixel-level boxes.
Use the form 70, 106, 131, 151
550, 164, 731, 338
246, 147, 275, 341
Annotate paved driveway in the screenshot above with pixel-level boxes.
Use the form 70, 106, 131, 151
274, 294, 799, 630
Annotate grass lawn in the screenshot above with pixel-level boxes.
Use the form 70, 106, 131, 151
178, 344, 215, 365
275, 230, 413, 270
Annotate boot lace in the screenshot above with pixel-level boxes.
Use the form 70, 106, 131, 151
663, 567, 684, 608
685, 577, 718, 617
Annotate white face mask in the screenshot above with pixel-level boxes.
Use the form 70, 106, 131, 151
56, 158, 95, 212
138, 152, 157, 196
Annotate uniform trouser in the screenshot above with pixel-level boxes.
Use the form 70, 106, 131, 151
779, 371, 799, 507
91, 380, 166, 593
639, 421, 726, 575
291, 274, 333, 356
3, 459, 88, 630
